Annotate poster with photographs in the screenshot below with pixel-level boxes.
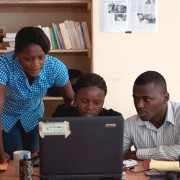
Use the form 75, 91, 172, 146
100, 0, 157, 32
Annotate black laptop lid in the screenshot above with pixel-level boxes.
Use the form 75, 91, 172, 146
39, 116, 124, 178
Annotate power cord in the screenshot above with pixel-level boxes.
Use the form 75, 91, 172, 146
128, 168, 166, 176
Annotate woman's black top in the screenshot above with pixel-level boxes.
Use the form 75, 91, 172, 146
52, 104, 123, 117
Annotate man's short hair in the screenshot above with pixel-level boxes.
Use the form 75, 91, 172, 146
134, 71, 167, 93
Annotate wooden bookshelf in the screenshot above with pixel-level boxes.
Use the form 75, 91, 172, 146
43, 95, 63, 101
0, 49, 92, 60
43, 95, 64, 116
0, 0, 92, 115
0, 0, 91, 6
0, 0, 92, 71
0, 1, 91, 12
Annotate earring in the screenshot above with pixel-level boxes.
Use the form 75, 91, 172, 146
71, 100, 76, 107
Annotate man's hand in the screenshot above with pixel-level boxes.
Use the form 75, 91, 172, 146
0, 151, 10, 164
123, 150, 138, 160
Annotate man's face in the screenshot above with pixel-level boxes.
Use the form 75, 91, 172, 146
133, 82, 169, 122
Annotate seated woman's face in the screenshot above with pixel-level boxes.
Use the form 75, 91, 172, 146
75, 86, 105, 117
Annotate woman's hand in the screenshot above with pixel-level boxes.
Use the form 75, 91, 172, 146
0, 151, 10, 164
32, 149, 40, 159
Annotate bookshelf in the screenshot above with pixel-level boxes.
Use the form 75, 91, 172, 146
0, 0, 92, 116
0, 0, 92, 68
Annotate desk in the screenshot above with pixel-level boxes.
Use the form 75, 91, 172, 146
0, 161, 39, 180
126, 161, 149, 180
0, 161, 149, 180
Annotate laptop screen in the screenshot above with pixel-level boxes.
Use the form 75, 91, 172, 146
39, 116, 124, 179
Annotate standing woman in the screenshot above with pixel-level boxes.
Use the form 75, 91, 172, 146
0, 27, 74, 162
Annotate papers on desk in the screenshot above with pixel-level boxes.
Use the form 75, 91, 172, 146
145, 159, 180, 171
150, 160, 180, 171
144, 160, 165, 176
144, 159, 180, 176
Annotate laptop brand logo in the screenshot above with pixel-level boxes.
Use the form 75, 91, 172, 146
105, 123, 117, 128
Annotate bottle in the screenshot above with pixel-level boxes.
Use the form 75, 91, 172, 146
19, 154, 33, 180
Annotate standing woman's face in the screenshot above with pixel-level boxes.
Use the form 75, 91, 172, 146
75, 86, 105, 117
16, 44, 46, 81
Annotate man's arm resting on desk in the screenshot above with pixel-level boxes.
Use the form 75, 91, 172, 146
123, 119, 180, 161
136, 144, 180, 160
123, 145, 180, 160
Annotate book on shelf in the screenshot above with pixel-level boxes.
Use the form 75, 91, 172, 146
3, 37, 15, 42
81, 21, 92, 49
59, 23, 68, 49
64, 20, 76, 49
51, 25, 59, 50
41, 26, 53, 49
74, 21, 86, 49
2, 20, 91, 52
59, 22, 72, 50
3, 33, 16, 51
52, 23, 62, 49
57, 20, 91, 50
55, 23, 65, 49
69, 20, 82, 49
49, 27, 55, 50
79, 22, 87, 49
6, 33, 16, 38
41, 20, 91, 50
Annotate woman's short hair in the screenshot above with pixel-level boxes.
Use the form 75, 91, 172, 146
15, 26, 50, 54
75, 73, 107, 96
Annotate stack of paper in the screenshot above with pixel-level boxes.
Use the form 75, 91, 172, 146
150, 160, 180, 171
144, 159, 180, 176
3, 33, 16, 51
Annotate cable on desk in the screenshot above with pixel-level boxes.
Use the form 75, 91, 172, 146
128, 168, 165, 176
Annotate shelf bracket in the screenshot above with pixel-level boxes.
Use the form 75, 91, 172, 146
88, 48, 92, 59
87, 2, 92, 11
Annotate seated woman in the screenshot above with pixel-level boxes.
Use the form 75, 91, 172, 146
53, 73, 123, 117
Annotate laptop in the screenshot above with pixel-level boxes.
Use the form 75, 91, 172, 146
39, 116, 124, 179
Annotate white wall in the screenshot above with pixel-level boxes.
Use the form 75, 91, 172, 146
92, 0, 180, 119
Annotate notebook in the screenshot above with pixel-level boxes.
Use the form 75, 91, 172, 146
39, 116, 124, 179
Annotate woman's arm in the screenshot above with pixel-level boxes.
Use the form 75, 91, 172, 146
0, 84, 10, 163
57, 81, 74, 107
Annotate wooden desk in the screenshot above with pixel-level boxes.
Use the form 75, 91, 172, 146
0, 161, 149, 180
126, 160, 149, 180
0, 161, 39, 180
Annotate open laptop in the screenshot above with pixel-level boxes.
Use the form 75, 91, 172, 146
39, 116, 124, 179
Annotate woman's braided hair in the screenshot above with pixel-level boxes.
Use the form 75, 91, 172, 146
74, 73, 107, 96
